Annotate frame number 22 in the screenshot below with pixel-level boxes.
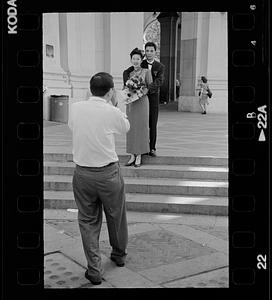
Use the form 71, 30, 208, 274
257, 254, 267, 270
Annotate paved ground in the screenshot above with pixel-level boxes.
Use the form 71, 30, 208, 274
44, 209, 228, 288
44, 102, 228, 158
44, 102, 229, 288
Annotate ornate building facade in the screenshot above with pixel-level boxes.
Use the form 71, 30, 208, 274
43, 12, 227, 120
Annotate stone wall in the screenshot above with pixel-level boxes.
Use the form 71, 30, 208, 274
178, 12, 227, 114
43, 12, 143, 120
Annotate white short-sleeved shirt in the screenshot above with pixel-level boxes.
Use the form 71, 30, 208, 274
68, 96, 130, 167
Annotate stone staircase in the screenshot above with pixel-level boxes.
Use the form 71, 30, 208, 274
44, 153, 228, 216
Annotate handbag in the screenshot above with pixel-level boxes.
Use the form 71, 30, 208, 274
207, 88, 212, 98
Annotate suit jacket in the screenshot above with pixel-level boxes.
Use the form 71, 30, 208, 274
123, 59, 165, 95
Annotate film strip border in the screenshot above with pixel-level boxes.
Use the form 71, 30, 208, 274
228, 0, 269, 293
2, 1, 270, 296
3, 7, 44, 294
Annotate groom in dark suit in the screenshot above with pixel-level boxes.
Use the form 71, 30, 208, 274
123, 42, 165, 157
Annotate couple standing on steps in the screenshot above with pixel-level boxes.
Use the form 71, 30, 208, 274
123, 42, 165, 168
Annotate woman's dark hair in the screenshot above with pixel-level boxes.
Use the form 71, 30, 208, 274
130, 47, 144, 59
201, 76, 208, 83
144, 42, 157, 51
90, 72, 114, 97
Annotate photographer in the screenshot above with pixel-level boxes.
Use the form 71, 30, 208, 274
68, 72, 130, 285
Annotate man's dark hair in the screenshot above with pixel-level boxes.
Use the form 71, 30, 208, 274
130, 47, 144, 59
90, 72, 114, 97
144, 42, 157, 51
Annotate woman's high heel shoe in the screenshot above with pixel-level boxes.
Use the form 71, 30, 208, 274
125, 155, 135, 166
134, 155, 141, 167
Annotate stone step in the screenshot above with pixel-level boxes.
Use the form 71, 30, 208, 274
43, 161, 228, 180
44, 175, 228, 197
44, 191, 228, 216
43, 153, 228, 166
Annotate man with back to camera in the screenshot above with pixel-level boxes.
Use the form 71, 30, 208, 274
124, 42, 165, 157
68, 72, 130, 285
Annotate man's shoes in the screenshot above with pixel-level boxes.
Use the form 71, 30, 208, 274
201, 111, 206, 114
149, 150, 157, 157
110, 255, 125, 267
84, 270, 102, 285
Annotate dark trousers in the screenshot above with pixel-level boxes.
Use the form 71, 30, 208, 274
148, 92, 159, 151
176, 86, 180, 98
72, 162, 128, 279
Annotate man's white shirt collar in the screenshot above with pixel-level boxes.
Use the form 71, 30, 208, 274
89, 96, 108, 104
147, 59, 155, 64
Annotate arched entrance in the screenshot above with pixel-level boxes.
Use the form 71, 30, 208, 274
143, 19, 161, 60
143, 12, 182, 105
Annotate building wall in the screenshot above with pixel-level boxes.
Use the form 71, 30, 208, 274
178, 12, 228, 114
43, 11, 228, 120
43, 12, 144, 120
43, 13, 69, 120
206, 12, 228, 113
179, 12, 198, 96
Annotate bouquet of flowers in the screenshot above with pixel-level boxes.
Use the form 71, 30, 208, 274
121, 75, 146, 105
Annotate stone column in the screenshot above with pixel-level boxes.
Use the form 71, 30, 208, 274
178, 12, 228, 113
178, 12, 202, 112
157, 12, 179, 103
65, 13, 102, 101
110, 12, 143, 81
205, 12, 228, 113
109, 12, 144, 113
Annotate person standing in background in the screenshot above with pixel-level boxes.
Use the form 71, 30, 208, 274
198, 76, 210, 115
176, 78, 180, 98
